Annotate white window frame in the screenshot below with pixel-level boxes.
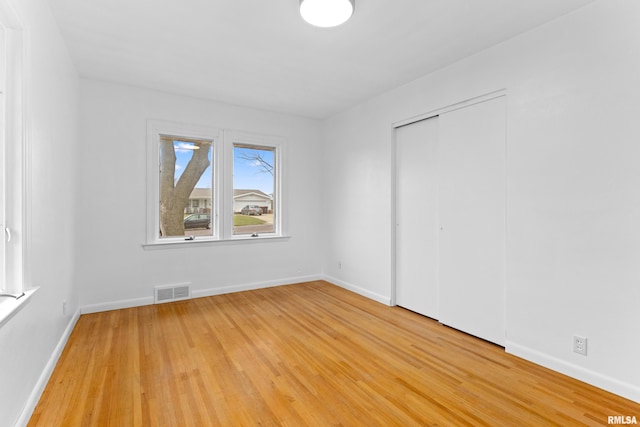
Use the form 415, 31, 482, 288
145, 120, 287, 247
225, 131, 284, 240
146, 120, 221, 245
0, 0, 35, 327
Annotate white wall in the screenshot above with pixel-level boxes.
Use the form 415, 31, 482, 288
76, 80, 324, 311
0, 0, 80, 425
322, 0, 640, 402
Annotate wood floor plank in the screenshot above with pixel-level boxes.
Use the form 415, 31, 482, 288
29, 281, 639, 426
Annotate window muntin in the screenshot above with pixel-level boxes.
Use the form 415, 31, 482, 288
233, 145, 276, 236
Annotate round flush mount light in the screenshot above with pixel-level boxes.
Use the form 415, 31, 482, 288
300, 0, 355, 28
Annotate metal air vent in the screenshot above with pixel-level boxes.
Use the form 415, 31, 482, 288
154, 283, 191, 304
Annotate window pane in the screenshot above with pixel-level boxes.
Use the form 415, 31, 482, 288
233, 145, 275, 235
159, 136, 213, 238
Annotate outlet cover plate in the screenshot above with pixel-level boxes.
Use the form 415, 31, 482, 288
573, 335, 587, 356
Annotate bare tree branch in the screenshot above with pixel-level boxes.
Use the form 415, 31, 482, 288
238, 151, 273, 176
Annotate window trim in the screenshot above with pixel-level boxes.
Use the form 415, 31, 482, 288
226, 130, 285, 241
0, 0, 31, 323
145, 121, 287, 247
146, 120, 220, 245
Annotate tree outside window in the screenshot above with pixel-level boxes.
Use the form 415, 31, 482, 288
159, 136, 212, 238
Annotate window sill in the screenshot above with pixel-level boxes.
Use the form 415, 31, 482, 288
0, 287, 39, 328
142, 235, 291, 250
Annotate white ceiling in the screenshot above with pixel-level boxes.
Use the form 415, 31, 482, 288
47, 0, 595, 119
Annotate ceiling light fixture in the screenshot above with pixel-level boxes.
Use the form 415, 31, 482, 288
300, 0, 354, 28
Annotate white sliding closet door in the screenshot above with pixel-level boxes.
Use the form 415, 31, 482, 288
395, 116, 439, 318
438, 96, 506, 346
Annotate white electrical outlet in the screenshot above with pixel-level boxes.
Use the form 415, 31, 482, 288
573, 335, 587, 356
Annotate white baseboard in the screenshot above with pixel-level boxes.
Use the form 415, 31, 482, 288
15, 309, 81, 427
191, 274, 324, 298
321, 274, 392, 306
506, 341, 640, 404
79, 275, 325, 314
77, 275, 390, 315
81, 296, 154, 314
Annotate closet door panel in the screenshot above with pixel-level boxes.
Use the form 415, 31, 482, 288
438, 97, 506, 346
395, 116, 439, 318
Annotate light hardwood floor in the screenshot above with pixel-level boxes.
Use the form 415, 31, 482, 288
29, 281, 639, 426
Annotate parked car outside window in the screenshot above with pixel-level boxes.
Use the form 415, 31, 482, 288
184, 213, 211, 229
240, 205, 263, 216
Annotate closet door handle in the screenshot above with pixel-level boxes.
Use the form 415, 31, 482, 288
4, 226, 11, 242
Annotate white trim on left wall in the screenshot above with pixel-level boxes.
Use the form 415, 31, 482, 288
15, 308, 81, 427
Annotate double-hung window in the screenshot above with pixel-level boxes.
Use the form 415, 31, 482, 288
146, 121, 285, 245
